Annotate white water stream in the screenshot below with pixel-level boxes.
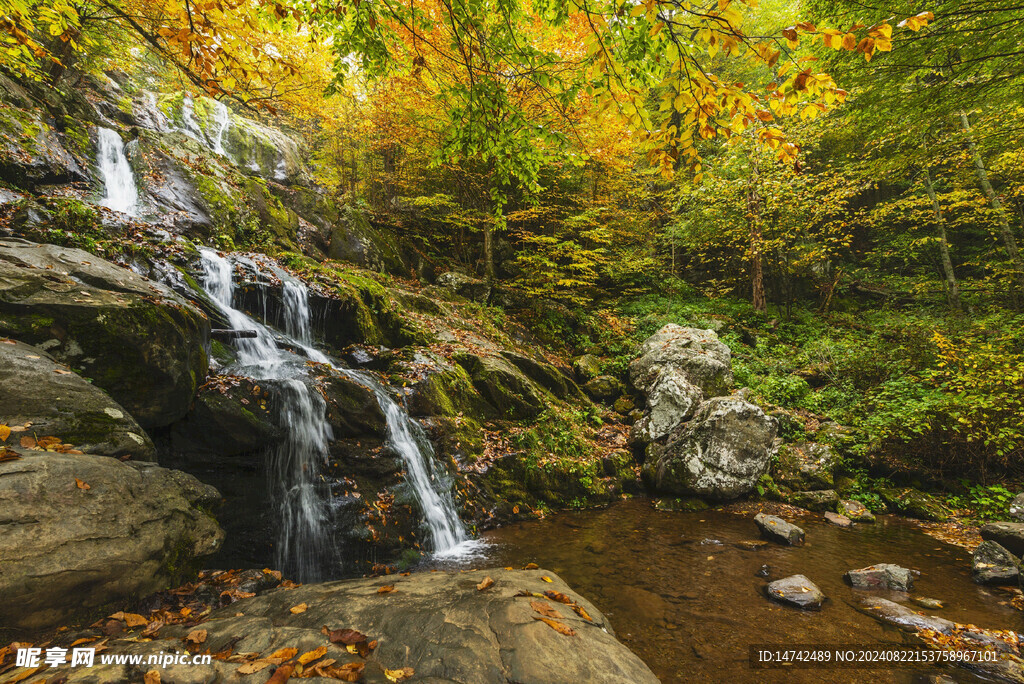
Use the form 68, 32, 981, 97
198, 249, 479, 579
96, 127, 138, 216
210, 101, 230, 156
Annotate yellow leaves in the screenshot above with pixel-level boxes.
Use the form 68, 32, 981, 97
899, 11, 934, 32
0, 446, 20, 463
385, 667, 415, 682
289, 603, 308, 614
144, 670, 161, 684
377, 585, 396, 594
541, 576, 553, 583
0, 424, 10, 442
109, 611, 148, 628
297, 646, 327, 665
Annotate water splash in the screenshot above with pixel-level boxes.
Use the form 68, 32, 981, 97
96, 127, 138, 216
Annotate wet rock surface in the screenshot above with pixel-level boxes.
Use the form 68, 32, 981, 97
972, 541, 1021, 585
844, 564, 918, 592
754, 513, 805, 545
766, 574, 825, 610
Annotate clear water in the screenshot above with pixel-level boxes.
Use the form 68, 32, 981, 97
96, 127, 138, 216
197, 249, 480, 578
480, 499, 1021, 684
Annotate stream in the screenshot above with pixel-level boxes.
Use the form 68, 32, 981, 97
471, 499, 1022, 683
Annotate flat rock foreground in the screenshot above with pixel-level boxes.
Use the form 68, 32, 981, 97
10, 569, 659, 684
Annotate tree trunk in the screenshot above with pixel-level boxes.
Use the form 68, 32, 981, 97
747, 159, 766, 312
483, 218, 495, 282
960, 111, 1024, 296
922, 162, 962, 311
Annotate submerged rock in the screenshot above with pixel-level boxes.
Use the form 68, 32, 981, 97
35, 569, 659, 684
844, 564, 918, 592
0, 239, 209, 428
644, 397, 777, 499
972, 540, 1021, 585
754, 513, 805, 545
911, 597, 945, 610
629, 324, 733, 397
858, 597, 954, 634
980, 522, 1024, 557
838, 499, 876, 523
824, 511, 852, 527
0, 339, 154, 460
766, 574, 826, 610
0, 449, 223, 632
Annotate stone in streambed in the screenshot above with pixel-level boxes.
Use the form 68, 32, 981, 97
766, 574, 826, 610
824, 511, 852, 527
785, 489, 838, 512
858, 597, 954, 634
754, 512, 805, 545
838, 499, 876, 522
844, 564, 918, 592
972, 540, 1021, 585
980, 522, 1024, 557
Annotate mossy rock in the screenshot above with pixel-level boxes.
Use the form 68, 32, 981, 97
0, 239, 209, 428
170, 376, 283, 458
454, 352, 549, 420
772, 442, 838, 492
500, 350, 587, 402
878, 487, 951, 522
404, 356, 490, 419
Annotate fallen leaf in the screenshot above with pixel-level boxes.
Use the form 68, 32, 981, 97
7, 667, 44, 683
185, 629, 207, 645
477, 576, 494, 591
20, 436, 36, 449
330, 661, 365, 682
266, 663, 294, 683
384, 667, 414, 682
0, 447, 21, 463
237, 660, 272, 675
523, 563, 539, 570
377, 585, 395, 594
533, 616, 576, 636
123, 613, 148, 628
0, 425, 10, 442
323, 627, 367, 645
531, 600, 561, 618
541, 576, 553, 583
297, 646, 327, 665
144, 670, 161, 684
571, 604, 593, 622
269, 647, 298, 661
290, 603, 308, 614
75, 478, 91, 490
543, 591, 572, 605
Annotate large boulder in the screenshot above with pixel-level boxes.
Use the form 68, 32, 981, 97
980, 522, 1024, 558
972, 541, 1021, 585
34, 569, 660, 684
629, 324, 733, 397
327, 205, 405, 274
0, 339, 154, 460
630, 367, 703, 443
0, 102, 88, 190
0, 239, 209, 428
583, 374, 623, 402
0, 449, 223, 632
878, 487, 950, 522
773, 442, 838, 492
643, 396, 777, 499
170, 375, 283, 457
437, 271, 491, 303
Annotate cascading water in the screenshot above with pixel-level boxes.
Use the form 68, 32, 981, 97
200, 249, 334, 581
96, 127, 138, 216
197, 248, 478, 578
210, 101, 230, 156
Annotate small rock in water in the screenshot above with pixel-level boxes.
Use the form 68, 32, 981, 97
972, 540, 1021, 585
699, 538, 724, 546
756, 564, 771, 578
910, 597, 945, 610
734, 540, 771, 551
766, 574, 825, 610
824, 511, 852, 527
858, 597, 954, 634
837, 499, 876, 523
844, 563, 919, 592
754, 512, 805, 545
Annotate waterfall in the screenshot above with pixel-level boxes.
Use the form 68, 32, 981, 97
196, 249, 478, 577
96, 127, 138, 216
210, 101, 230, 156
